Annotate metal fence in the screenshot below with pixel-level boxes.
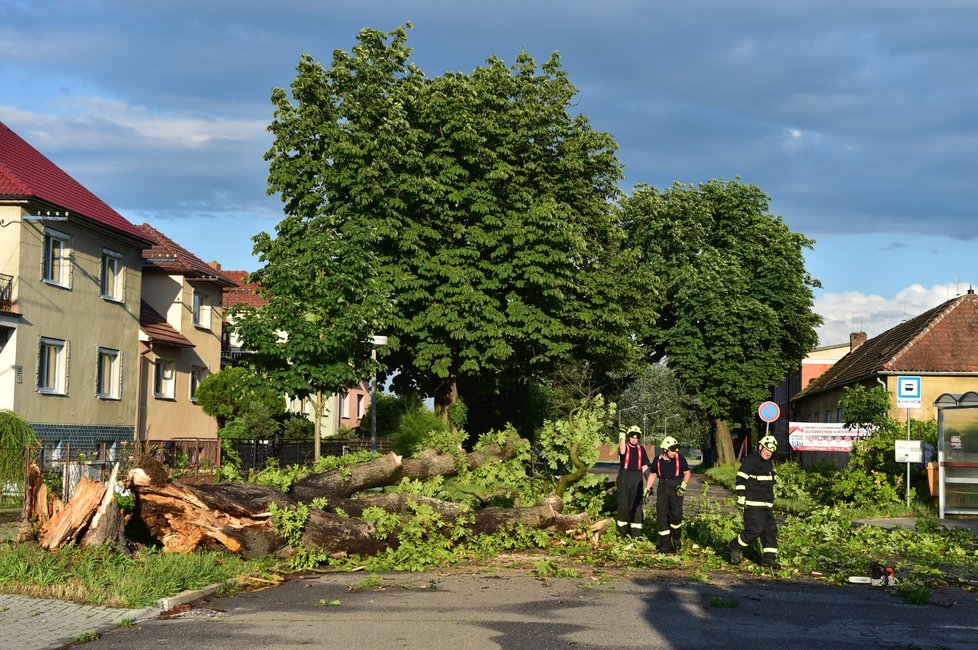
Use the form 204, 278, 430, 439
229, 438, 394, 472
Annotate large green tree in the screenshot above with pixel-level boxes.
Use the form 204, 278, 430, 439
264, 26, 652, 426
621, 180, 821, 464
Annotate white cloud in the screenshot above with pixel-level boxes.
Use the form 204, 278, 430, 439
815, 282, 974, 346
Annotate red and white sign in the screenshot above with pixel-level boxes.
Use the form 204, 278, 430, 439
788, 422, 875, 452
758, 401, 780, 423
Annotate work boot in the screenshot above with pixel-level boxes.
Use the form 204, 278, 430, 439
728, 539, 742, 565
671, 529, 682, 552
760, 554, 781, 570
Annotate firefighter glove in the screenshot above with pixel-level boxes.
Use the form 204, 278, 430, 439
619, 431, 626, 443
736, 495, 746, 507
676, 481, 687, 497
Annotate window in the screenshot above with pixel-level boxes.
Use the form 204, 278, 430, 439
96, 347, 120, 399
192, 290, 210, 329
100, 250, 123, 301
42, 230, 71, 287
356, 394, 365, 419
189, 365, 205, 401
38, 337, 67, 394
339, 391, 350, 419
153, 358, 175, 399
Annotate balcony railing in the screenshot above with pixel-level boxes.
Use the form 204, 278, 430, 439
0, 273, 12, 311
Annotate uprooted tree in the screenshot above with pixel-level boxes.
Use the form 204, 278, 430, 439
19, 399, 616, 564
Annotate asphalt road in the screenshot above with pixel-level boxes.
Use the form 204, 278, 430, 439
80, 571, 978, 650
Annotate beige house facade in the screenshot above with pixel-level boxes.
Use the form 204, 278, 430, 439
136, 224, 236, 442
1, 121, 152, 459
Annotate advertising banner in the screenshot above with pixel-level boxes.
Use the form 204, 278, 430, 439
788, 422, 875, 452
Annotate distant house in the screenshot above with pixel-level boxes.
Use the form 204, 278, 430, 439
221, 270, 370, 436
792, 291, 978, 424
136, 224, 237, 442
0, 121, 153, 460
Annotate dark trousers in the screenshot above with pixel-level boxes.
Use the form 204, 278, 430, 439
734, 506, 778, 558
656, 478, 684, 551
616, 470, 645, 537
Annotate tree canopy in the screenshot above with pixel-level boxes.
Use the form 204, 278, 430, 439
262, 25, 653, 424
621, 180, 822, 464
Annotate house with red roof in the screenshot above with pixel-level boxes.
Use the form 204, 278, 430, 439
136, 224, 237, 443
792, 291, 978, 424
0, 121, 153, 460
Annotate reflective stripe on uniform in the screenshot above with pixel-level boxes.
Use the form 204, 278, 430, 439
754, 475, 773, 481
737, 471, 749, 480
762, 547, 778, 554
734, 485, 745, 491
736, 535, 748, 547
616, 520, 629, 527
670, 523, 682, 530
745, 500, 774, 507
630, 523, 643, 530
658, 529, 671, 536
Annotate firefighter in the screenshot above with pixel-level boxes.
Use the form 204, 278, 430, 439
729, 434, 780, 568
646, 435, 691, 552
616, 425, 652, 537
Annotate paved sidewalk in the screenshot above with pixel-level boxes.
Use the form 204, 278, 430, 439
0, 594, 158, 650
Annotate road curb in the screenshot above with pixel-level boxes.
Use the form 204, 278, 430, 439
157, 583, 223, 612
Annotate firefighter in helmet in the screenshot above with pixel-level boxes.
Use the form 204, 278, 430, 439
729, 434, 780, 568
646, 435, 691, 552
616, 425, 652, 537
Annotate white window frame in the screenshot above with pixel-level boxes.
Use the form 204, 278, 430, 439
189, 365, 205, 402
100, 249, 124, 302
38, 337, 68, 394
192, 289, 211, 330
356, 394, 365, 419
340, 391, 350, 419
153, 358, 175, 399
42, 229, 71, 288
96, 347, 121, 399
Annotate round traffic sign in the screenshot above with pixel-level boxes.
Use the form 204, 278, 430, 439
758, 401, 780, 423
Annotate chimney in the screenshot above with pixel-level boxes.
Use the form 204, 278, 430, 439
850, 332, 867, 351
209, 261, 222, 270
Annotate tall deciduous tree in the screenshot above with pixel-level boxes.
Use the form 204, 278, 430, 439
231, 217, 391, 461
263, 26, 652, 426
621, 180, 821, 465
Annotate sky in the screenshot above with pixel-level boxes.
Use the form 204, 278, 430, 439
2, 1, 976, 347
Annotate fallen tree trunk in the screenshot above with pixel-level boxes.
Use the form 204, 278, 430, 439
39, 476, 105, 550
290, 434, 524, 502
123, 434, 590, 559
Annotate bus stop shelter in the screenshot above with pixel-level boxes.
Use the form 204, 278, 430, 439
934, 392, 978, 518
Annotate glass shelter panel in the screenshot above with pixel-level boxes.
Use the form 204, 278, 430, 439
938, 406, 978, 515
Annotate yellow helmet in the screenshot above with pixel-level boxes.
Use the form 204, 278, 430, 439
626, 425, 641, 437
660, 436, 679, 451
759, 435, 778, 452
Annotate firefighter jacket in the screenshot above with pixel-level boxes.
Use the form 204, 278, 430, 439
735, 451, 775, 507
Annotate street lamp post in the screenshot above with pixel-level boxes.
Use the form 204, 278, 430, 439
642, 412, 657, 447
618, 405, 638, 432
369, 335, 388, 453
663, 413, 679, 438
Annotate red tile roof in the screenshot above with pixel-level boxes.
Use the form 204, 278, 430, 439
222, 270, 268, 308
138, 223, 238, 287
139, 300, 195, 348
794, 292, 978, 400
0, 121, 150, 243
